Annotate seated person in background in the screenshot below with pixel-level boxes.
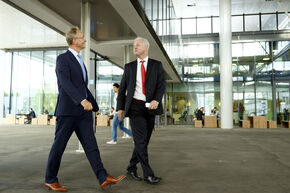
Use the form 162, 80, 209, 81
196, 107, 205, 125
212, 107, 220, 120
25, 108, 36, 124
179, 109, 188, 120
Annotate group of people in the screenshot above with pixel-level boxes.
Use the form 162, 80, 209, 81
44, 27, 166, 191
195, 106, 220, 126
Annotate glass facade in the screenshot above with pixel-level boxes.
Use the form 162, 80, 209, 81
1, 0, 289, 127
95, 58, 123, 115
138, 0, 290, 125
2, 49, 65, 117
1, 49, 124, 119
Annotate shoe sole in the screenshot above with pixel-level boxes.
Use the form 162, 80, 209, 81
44, 184, 68, 192
101, 175, 126, 189
144, 178, 162, 185
117, 175, 126, 183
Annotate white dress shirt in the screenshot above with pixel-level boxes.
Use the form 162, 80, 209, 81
133, 56, 148, 101
114, 93, 118, 115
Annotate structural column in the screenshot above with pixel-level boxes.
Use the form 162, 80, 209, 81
81, 1, 93, 93
77, 1, 92, 152
0, 51, 4, 123
219, 0, 233, 129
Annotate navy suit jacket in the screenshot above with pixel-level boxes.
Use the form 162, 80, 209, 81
54, 50, 98, 116
117, 58, 166, 117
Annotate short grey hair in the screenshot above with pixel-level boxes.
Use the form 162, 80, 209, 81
65, 27, 79, 45
134, 37, 150, 50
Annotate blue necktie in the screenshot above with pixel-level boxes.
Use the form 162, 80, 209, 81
77, 54, 87, 82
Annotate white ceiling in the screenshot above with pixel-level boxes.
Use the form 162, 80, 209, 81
0, 0, 181, 82
0, 0, 66, 49
172, 0, 290, 18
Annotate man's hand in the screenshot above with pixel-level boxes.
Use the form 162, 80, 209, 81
117, 110, 125, 121
148, 100, 159, 110
81, 99, 93, 111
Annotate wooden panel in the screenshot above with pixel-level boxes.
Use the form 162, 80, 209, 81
267, 121, 277, 128
194, 120, 202, 128
38, 114, 49, 125
204, 116, 217, 128
239, 120, 250, 128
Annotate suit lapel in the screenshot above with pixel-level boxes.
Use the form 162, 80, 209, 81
66, 51, 86, 84
132, 60, 137, 88
145, 58, 153, 83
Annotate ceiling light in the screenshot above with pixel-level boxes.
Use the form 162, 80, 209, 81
232, 63, 237, 66
187, 1, 196, 7
199, 59, 203, 62
232, 58, 238, 62
263, 58, 270, 61
272, 49, 279, 52
192, 60, 198, 63
258, 63, 264, 65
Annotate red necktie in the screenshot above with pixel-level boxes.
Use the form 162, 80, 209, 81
140, 60, 146, 95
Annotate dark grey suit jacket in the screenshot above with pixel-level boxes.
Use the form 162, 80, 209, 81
117, 58, 166, 117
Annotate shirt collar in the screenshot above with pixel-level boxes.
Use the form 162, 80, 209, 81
137, 56, 148, 64
68, 48, 79, 57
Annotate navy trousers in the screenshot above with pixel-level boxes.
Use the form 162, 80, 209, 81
127, 101, 155, 178
45, 111, 107, 184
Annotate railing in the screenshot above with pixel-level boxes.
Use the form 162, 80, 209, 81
150, 12, 290, 36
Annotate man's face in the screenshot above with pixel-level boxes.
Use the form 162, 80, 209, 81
133, 39, 147, 57
73, 30, 86, 50
113, 86, 118, 93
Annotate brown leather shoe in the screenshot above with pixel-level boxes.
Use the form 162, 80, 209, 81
100, 174, 126, 189
44, 182, 68, 192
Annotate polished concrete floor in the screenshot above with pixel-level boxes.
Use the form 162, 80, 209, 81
1, 124, 290, 193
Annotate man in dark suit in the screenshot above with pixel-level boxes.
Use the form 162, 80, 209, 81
44, 27, 125, 191
25, 108, 36, 124
117, 37, 166, 184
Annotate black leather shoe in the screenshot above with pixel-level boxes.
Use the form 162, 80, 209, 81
144, 176, 161, 184
127, 171, 142, 181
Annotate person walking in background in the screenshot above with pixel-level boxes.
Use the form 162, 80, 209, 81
44, 27, 125, 191
117, 37, 166, 184
106, 83, 132, 145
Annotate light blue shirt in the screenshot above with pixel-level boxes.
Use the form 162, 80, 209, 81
68, 48, 87, 100
68, 48, 86, 82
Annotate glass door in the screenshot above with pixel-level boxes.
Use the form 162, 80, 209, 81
276, 82, 290, 124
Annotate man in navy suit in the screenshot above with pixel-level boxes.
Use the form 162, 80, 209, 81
117, 37, 166, 184
44, 27, 125, 191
